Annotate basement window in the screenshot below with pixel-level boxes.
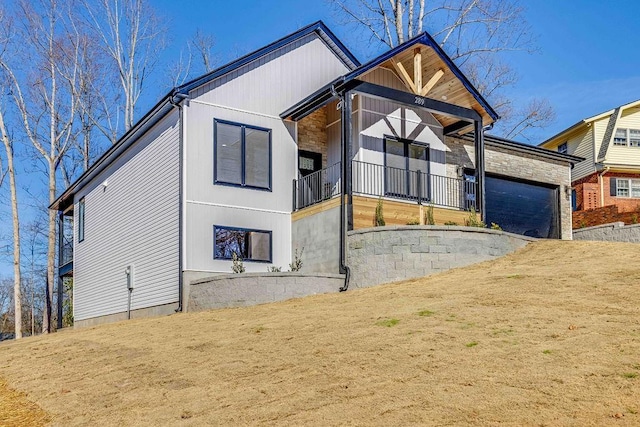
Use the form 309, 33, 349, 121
214, 119, 271, 190
214, 226, 272, 262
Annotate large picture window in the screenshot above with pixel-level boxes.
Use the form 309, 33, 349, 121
214, 119, 271, 190
615, 178, 640, 198
214, 226, 272, 262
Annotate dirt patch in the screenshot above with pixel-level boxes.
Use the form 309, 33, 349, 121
0, 240, 639, 425
0, 379, 50, 427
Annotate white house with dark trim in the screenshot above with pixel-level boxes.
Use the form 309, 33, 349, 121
52, 22, 581, 327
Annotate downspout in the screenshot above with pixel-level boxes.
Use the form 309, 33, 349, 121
599, 166, 609, 208
335, 85, 351, 292
170, 91, 189, 312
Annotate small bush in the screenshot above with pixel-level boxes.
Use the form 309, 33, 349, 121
444, 221, 458, 226
579, 220, 587, 228
289, 247, 304, 272
490, 222, 502, 230
406, 218, 420, 225
632, 214, 638, 224
424, 204, 435, 225
376, 318, 399, 327
231, 252, 245, 273
375, 197, 385, 226
268, 266, 282, 272
465, 207, 485, 228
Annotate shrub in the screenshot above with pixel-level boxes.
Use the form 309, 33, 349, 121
375, 197, 386, 226
231, 252, 245, 273
465, 207, 485, 228
268, 266, 282, 272
490, 222, 502, 230
406, 218, 420, 225
444, 221, 458, 226
289, 247, 304, 272
424, 204, 435, 225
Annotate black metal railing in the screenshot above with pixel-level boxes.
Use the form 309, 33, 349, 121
61, 237, 73, 266
293, 162, 342, 210
352, 161, 476, 210
293, 160, 476, 211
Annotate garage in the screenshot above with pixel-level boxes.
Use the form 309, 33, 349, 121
485, 175, 560, 239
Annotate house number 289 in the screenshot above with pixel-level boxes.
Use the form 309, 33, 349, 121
414, 96, 425, 106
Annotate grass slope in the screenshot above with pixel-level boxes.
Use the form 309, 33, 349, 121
1, 240, 639, 426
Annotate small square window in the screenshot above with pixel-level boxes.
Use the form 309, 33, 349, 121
617, 179, 629, 197
630, 129, 640, 147
614, 128, 628, 146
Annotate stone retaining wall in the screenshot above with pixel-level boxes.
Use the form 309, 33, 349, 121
187, 273, 345, 312
347, 226, 534, 288
572, 222, 640, 242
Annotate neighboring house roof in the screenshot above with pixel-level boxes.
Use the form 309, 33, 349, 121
50, 21, 359, 211
462, 134, 584, 165
539, 98, 640, 148
281, 31, 499, 124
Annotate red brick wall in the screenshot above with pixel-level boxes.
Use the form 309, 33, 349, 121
573, 204, 640, 229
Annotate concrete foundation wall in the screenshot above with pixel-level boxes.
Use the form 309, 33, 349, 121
347, 226, 534, 288
292, 204, 341, 274
188, 273, 345, 312
573, 222, 640, 242
74, 302, 179, 328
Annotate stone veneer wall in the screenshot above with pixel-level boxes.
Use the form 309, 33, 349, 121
188, 273, 345, 312
445, 136, 573, 240
297, 107, 328, 168
347, 226, 534, 288
572, 222, 640, 242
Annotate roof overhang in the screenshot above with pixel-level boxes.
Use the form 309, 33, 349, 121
281, 32, 499, 126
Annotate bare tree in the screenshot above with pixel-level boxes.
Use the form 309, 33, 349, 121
0, 0, 79, 333
330, 0, 554, 139
0, 8, 22, 340
166, 29, 216, 87
82, 0, 166, 131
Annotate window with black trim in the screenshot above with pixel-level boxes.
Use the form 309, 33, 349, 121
214, 119, 271, 190
78, 197, 85, 242
214, 226, 272, 262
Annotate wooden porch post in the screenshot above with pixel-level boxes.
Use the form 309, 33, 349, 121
474, 120, 486, 221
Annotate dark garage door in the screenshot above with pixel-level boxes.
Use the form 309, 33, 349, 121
485, 175, 560, 239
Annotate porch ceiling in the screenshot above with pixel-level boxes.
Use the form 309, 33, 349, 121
370, 43, 493, 129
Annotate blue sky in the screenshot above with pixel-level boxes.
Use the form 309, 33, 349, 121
150, 0, 640, 140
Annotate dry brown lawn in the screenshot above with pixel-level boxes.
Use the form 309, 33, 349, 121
1, 240, 640, 426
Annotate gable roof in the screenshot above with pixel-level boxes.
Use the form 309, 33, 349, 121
176, 21, 359, 95
282, 31, 499, 124
540, 98, 640, 148
51, 21, 359, 211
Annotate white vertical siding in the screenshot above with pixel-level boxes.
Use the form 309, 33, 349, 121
74, 110, 180, 321
191, 34, 350, 116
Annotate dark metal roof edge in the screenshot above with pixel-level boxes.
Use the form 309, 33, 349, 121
460, 133, 584, 164
49, 93, 175, 210
177, 21, 359, 95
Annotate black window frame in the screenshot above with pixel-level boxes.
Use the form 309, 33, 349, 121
213, 119, 272, 191
558, 142, 568, 154
78, 197, 85, 242
213, 225, 273, 263
382, 135, 431, 201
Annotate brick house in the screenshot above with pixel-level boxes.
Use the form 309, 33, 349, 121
540, 100, 640, 227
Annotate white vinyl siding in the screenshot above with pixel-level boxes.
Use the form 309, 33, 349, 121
566, 127, 595, 182
73, 110, 180, 321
